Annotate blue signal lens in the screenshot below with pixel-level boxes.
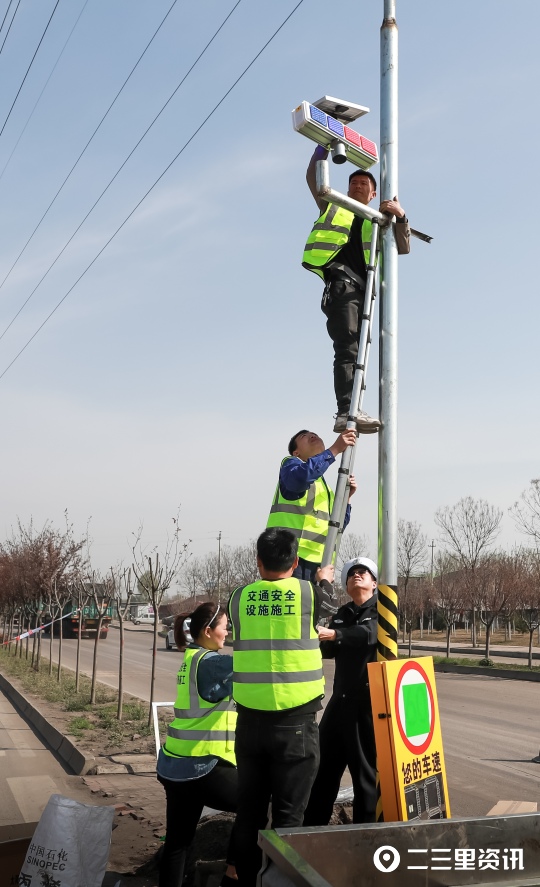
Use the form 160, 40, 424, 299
327, 117, 344, 138
309, 105, 327, 127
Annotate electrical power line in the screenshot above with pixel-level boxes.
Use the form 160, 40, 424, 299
0, 0, 89, 186
0, 0, 21, 56
0, 0, 305, 383
0, 0, 62, 139
0, 0, 180, 295
0, 0, 16, 38
0, 0, 243, 343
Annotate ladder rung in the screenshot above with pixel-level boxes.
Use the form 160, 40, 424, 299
338, 467, 350, 475
329, 521, 341, 528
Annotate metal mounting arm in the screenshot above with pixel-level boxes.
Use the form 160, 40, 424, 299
316, 160, 386, 224
316, 159, 433, 242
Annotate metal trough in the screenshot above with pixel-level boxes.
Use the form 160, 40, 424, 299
259, 814, 540, 887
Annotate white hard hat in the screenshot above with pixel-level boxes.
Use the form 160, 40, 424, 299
341, 557, 378, 589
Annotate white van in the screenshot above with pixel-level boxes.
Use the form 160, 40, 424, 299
132, 611, 155, 625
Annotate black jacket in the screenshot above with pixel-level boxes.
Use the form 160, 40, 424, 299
320, 593, 378, 700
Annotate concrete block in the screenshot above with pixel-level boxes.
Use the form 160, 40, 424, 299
487, 800, 538, 816
111, 754, 156, 766
93, 764, 129, 775
127, 761, 156, 774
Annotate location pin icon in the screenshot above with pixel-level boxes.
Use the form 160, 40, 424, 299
373, 845, 401, 873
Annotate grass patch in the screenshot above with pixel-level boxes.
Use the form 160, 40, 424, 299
0, 643, 116, 707
432, 655, 539, 672
67, 716, 94, 738
97, 704, 153, 743
0, 642, 155, 746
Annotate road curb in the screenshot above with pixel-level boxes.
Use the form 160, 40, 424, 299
434, 663, 540, 682
399, 641, 540, 662
109, 623, 156, 635
0, 671, 95, 775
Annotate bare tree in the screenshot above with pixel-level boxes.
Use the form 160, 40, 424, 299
435, 553, 465, 657
336, 532, 371, 574
132, 515, 190, 724
110, 565, 135, 720
398, 519, 428, 642
180, 556, 203, 603
514, 548, 540, 667
435, 497, 502, 646
403, 579, 426, 657
87, 571, 113, 704
71, 574, 90, 693
510, 479, 540, 549
232, 541, 259, 587
477, 555, 516, 659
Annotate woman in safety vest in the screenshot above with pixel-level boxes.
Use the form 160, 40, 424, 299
157, 602, 238, 887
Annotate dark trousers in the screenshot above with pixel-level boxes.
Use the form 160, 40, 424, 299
158, 761, 238, 887
303, 696, 377, 825
292, 558, 319, 582
234, 711, 320, 887
322, 278, 364, 414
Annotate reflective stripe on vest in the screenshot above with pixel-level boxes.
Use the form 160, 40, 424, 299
229, 578, 324, 711
302, 204, 375, 280
163, 647, 237, 764
266, 458, 334, 563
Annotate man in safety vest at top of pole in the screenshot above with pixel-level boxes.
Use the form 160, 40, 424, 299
228, 527, 336, 887
267, 427, 357, 583
304, 145, 411, 433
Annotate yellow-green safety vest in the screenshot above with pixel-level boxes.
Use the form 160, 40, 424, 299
267, 458, 334, 564
228, 577, 324, 711
302, 203, 375, 280
163, 647, 237, 765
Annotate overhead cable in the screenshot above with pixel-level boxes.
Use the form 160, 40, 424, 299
0, 0, 16, 38
0, 0, 89, 186
0, 0, 62, 140
0, 0, 21, 56
0, 0, 179, 289
0, 0, 243, 343
0, 0, 305, 382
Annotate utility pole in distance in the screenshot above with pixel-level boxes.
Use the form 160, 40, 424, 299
216, 530, 222, 603
430, 540, 436, 583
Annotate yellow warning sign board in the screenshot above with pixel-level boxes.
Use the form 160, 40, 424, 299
368, 656, 451, 822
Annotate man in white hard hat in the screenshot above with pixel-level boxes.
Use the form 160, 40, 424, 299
303, 556, 378, 824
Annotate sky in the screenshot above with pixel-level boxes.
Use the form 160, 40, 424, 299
0, 0, 538, 576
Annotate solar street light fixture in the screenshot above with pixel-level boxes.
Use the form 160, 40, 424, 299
292, 97, 378, 170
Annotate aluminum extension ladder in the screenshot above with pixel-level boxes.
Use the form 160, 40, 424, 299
320, 218, 380, 568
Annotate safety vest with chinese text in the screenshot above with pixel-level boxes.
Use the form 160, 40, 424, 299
228, 577, 324, 711
163, 647, 236, 765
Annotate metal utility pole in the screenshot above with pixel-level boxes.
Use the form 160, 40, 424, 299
216, 530, 222, 603
377, 0, 399, 663
430, 540, 436, 583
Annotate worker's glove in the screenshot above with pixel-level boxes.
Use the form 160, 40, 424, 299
313, 145, 329, 160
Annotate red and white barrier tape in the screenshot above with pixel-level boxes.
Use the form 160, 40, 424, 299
1, 609, 80, 646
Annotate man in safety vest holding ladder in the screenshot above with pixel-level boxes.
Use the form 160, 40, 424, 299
267, 427, 357, 582
228, 527, 335, 887
304, 145, 410, 432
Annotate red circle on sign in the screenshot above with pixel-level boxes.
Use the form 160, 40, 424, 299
394, 660, 435, 755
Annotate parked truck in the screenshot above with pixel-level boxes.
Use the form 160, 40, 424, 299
44, 598, 114, 639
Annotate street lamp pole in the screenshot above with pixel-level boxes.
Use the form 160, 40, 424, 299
378, 0, 399, 663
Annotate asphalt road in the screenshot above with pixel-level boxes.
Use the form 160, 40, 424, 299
41, 629, 540, 816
